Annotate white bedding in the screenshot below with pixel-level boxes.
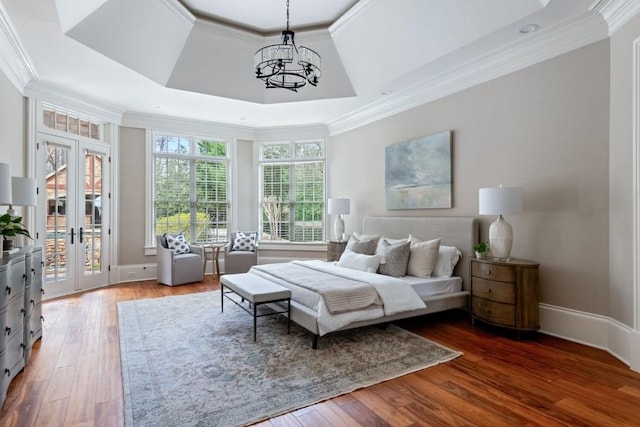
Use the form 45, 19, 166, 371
250, 260, 432, 336
399, 275, 463, 299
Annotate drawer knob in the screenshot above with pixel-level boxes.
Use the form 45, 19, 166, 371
485, 269, 491, 275
5, 326, 10, 336
484, 288, 491, 293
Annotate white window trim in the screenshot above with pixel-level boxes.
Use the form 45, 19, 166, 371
144, 130, 232, 255
257, 138, 327, 243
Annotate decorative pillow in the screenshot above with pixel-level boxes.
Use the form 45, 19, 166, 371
345, 235, 376, 255
337, 249, 382, 273
433, 245, 462, 277
352, 233, 381, 245
377, 240, 411, 277
406, 237, 441, 278
375, 236, 410, 259
165, 233, 191, 255
232, 232, 257, 252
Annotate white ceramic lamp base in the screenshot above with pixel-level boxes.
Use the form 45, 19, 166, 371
489, 215, 513, 259
334, 215, 345, 241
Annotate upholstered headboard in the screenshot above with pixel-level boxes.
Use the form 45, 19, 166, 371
362, 216, 479, 291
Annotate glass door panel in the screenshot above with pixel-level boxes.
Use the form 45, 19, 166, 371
42, 139, 77, 295
39, 135, 110, 297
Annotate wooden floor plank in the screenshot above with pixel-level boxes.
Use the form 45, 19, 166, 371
1, 277, 639, 427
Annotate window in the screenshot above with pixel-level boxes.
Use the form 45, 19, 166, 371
43, 106, 101, 140
153, 133, 230, 244
259, 140, 325, 242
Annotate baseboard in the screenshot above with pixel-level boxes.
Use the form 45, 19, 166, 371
116, 263, 157, 283
539, 303, 638, 372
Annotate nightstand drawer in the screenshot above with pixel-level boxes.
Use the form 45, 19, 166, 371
471, 278, 515, 304
472, 298, 515, 327
472, 262, 515, 282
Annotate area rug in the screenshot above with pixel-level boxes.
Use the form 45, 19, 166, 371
118, 292, 462, 427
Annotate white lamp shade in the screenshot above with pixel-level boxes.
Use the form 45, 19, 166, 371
479, 187, 522, 215
11, 177, 37, 206
0, 163, 12, 205
327, 198, 350, 215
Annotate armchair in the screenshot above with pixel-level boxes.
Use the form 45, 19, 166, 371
156, 235, 204, 286
224, 231, 258, 274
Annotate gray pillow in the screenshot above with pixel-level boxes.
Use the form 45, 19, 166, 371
346, 235, 376, 255
377, 241, 411, 277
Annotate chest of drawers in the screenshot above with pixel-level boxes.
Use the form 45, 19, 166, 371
471, 258, 539, 334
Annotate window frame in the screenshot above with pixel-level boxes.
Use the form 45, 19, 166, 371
258, 139, 326, 244
145, 131, 231, 254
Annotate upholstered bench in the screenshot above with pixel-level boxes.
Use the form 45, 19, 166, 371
220, 273, 291, 341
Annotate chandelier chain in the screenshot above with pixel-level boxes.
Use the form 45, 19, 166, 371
286, 0, 290, 32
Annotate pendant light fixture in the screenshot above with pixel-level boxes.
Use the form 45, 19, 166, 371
254, 0, 321, 91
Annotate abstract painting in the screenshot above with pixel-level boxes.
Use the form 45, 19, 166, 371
385, 131, 452, 209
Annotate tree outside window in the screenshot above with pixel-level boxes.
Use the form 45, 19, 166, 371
259, 140, 325, 242
153, 134, 229, 243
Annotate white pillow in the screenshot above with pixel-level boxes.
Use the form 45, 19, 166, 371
406, 237, 441, 278
337, 249, 382, 273
433, 245, 462, 277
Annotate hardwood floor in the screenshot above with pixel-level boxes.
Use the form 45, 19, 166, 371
1, 277, 639, 426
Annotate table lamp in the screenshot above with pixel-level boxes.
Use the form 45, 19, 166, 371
327, 198, 350, 241
479, 185, 522, 259
0, 163, 11, 206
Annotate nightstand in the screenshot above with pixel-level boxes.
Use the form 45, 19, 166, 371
471, 257, 540, 336
327, 241, 347, 262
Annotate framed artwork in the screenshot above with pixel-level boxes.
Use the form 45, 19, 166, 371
385, 130, 452, 209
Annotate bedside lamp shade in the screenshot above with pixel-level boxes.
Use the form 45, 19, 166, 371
479, 186, 522, 259
0, 163, 12, 205
328, 198, 350, 241
11, 177, 37, 207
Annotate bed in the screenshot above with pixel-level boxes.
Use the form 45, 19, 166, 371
250, 216, 478, 347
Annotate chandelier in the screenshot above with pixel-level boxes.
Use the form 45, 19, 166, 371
254, 0, 321, 91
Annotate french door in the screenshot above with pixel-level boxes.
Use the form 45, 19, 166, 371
37, 133, 111, 298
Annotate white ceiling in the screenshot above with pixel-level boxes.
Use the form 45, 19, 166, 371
0, 0, 629, 133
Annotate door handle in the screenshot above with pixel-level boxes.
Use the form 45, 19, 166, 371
70, 227, 75, 244
79, 227, 84, 243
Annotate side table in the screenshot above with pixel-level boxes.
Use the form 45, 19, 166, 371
327, 241, 347, 262
203, 244, 225, 278
471, 257, 539, 336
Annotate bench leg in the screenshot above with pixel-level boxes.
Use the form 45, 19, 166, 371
220, 284, 224, 312
312, 334, 319, 349
287, 299, 291, 334
254, 303, 258, 341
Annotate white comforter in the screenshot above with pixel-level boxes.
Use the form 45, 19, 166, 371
250, 260, 426, 335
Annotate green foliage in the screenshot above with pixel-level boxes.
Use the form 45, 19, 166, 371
473, 241, 489, 253
155, 212, 209, 242
0, 213, 32, 239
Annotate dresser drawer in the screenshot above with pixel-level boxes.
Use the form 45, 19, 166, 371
472, 262, 515, 282
472, 278, 515, 304
472, 297, 515, 327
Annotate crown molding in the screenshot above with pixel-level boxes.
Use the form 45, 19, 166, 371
327, 10, 609, 136
330, 0, 379, 37
122, 111, 257, 140
0, 2, 37, 91
591, 0, 640, 35
24, 81, 125, 124
160, 0, 196, 26
254, 124, 329, 141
